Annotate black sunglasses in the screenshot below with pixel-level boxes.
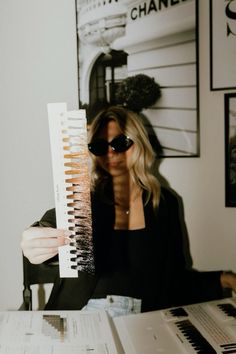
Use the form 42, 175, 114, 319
88, 134, 134, 156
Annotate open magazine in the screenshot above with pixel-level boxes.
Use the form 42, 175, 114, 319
1, 297, 236, 354
0, 310, 122, 354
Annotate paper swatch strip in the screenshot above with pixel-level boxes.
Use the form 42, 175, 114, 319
47, 102, 94, 277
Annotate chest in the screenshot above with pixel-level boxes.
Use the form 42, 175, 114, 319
114, 195, 145, 230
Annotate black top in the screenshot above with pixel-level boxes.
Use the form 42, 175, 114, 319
41, 187, 224, 312
92, 228, 149, 300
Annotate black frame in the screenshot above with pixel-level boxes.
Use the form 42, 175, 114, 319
210, 0, 236, 91
225, 93, 236, 207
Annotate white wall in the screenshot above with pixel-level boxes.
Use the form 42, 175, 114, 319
0, 0, 235, 310
0, 0, 79, 309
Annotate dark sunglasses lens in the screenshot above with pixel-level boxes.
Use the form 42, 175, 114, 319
88, 140, 108, 156
112, 135, 134, 152
88, 135, 134, 156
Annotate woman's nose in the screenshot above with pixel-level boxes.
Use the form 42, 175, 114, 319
107, 145, 115, 155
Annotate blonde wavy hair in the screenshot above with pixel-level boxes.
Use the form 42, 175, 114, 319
88, 106, 161, 208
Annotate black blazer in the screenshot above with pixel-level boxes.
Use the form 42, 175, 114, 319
41, 187, 223, 312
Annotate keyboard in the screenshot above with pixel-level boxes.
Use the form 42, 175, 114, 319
163, 297, 236, 353
114, 297, 236, 354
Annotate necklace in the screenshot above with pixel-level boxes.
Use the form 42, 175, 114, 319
115, 203, 130, 215
114, 189, 142, 215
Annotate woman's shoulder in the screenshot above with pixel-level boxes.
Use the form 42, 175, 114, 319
33, 208, 57, 228
160, 186, 180, 203
41, 208, 56, 220
158, 186, 184, 215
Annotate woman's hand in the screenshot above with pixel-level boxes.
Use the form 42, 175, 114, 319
21, 227, 70, 264
220, 271, 236, 294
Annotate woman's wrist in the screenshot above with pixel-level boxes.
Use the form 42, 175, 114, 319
220, 271, 235, 289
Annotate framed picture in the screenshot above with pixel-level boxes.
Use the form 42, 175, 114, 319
225, 93, 236, 207
210, 0, 236, 91
77, 0, 200, 157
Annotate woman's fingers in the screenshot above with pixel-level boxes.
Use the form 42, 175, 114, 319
21, 227, 71, 264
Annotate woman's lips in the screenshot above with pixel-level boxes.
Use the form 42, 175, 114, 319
106, 160, 121, 168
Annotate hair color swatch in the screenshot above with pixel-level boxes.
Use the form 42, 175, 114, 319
47, 103, 94, 278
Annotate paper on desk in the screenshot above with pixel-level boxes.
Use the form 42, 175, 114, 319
0, 310, 120, 354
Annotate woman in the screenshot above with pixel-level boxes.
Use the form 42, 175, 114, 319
21, 106, 236, 315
